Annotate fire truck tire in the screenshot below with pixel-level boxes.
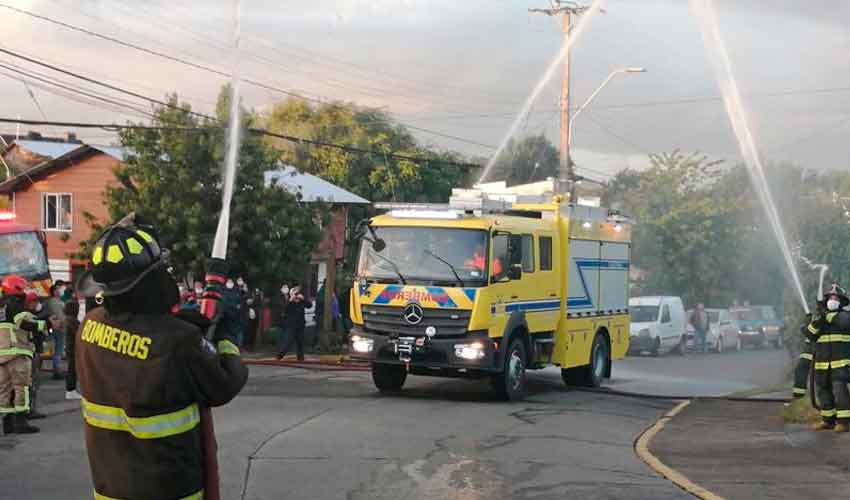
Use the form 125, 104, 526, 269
372, 363, 407, 392
575, 334, 610, 388
492, 337, 527, 401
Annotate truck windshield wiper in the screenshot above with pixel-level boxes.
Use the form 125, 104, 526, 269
370, 252, 407, 285
424, 249, 465, 287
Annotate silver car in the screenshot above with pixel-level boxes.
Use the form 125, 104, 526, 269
686, 308, 743, 353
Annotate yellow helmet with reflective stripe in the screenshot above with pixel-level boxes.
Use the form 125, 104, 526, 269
77, 213, 168, 297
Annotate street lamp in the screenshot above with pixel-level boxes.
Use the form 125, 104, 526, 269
563, 67, 645, 200
567, 67, 646, 152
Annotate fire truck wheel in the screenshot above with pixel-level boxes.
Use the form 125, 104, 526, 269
492, 337, 527, 401
571, 334, 610, 388
372, 363, 407, 393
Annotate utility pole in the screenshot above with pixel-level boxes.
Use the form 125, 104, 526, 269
529, 1, 589, 198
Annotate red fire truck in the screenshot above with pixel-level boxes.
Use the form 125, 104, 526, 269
0, 211, 52, 296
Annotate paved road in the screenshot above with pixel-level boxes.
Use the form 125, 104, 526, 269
1, 347, 789, 500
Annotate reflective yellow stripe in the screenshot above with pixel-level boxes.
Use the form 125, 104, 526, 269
827, 312, 839, 323
817, 334, 850, 343
94, 488, 203, 500
14, 389, 30, 413
0, 347, 33, 358
792, 388, 806, 395
821, 409, 837, 417
837, 410, 850, 419
800, 352, 813, 360
82, 399, 200, 439
13, 312, 45, 332
815, 359, 850, 370
217, 339, 240, 356
808, 324, 820, 334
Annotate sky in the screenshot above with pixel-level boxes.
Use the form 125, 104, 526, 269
1, 0, 848, 181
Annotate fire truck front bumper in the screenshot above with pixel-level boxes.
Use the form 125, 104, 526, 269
348, 326, 501, 375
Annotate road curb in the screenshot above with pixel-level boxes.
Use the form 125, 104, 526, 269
634, 400, 725, 500
243, 358, 370, 371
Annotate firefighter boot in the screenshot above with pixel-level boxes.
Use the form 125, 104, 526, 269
12, 413, 39, 434
814, 420, 835, 431
2, 415, 13, 434
835, 421, 849, 433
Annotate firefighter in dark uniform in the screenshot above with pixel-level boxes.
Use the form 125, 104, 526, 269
804, 283, 850, 432
76, 216, 248, 499
792, 300, 822, 399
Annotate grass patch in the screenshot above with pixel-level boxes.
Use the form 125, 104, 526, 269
783, 397, 820, 424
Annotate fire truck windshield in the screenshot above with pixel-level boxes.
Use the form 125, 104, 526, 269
358, 227, 488, 286
0, 231, 49, 279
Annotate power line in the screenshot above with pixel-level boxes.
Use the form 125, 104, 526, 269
0, 117, 481, 170
0, 2, 326, 104
0, 62, 156, 118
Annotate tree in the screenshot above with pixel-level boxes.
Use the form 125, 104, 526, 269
606, 150, 749, 306
483, 134, 559, 186
80, 90, 328, 293
262, 99, 472, 203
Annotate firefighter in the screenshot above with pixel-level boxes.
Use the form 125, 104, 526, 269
805, 283, 850, 432
75, 215, 248, 499
0, 275, 43, 434
792, 300, 823, 399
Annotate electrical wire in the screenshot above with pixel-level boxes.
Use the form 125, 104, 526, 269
0, 117, 481, 170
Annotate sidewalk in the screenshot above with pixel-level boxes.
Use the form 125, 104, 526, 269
649, 399, 850, 499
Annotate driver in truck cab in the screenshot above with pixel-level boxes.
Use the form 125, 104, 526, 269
464, 245, 502, 276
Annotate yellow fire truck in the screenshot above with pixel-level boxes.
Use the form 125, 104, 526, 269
349, 185, 631, 400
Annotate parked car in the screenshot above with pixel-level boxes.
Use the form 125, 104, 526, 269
730, 306, 783, 348
685, 308, 742, 353
629, 296, 687, 356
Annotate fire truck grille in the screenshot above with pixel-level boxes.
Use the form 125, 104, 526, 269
361, 305, 471, 337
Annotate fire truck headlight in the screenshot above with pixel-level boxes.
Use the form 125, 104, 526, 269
351, 335, 374, 353
454, 342, 486, 360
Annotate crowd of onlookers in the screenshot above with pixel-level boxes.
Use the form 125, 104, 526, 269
172, 277, 350, 361
32, 279, 82, 401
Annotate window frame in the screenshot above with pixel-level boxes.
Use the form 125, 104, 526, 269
41, 192, 73, 232
519, 234, 535, 273
661, 304, 671, 324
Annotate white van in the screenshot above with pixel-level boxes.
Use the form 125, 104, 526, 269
628, 296, 687, 356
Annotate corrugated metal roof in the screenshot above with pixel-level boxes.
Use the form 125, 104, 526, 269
14, 140, 80, 159
264, 166, 369, 204
13, 140, 125, 160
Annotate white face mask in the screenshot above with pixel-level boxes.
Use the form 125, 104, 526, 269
225, 280, 235, 289
194, 287, 204, 295
281, 286, 289, 295
56, 286, 67, 297
827, 299, 841, 311
237, 279, 245, 286
34, 303, 43, 313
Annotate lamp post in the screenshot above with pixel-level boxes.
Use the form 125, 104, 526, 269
564, 67, 646, 200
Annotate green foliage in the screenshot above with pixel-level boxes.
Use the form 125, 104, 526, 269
606, 150, 850, 310
80, 90, 328, 292
262, 99, 473, 203
484, 134, 559, 186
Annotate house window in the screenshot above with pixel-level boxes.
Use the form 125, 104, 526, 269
42, 193, 72, 231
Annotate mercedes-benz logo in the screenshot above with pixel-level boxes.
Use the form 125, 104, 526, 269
403, 303, 424, 325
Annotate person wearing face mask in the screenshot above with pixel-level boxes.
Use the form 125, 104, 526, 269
804, 283, 850, 432
272, 284, 290, 356
277, 285, 311, 361
221, 277, 244, 347
0, 276, 45, 434
44, 282, 67, 380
